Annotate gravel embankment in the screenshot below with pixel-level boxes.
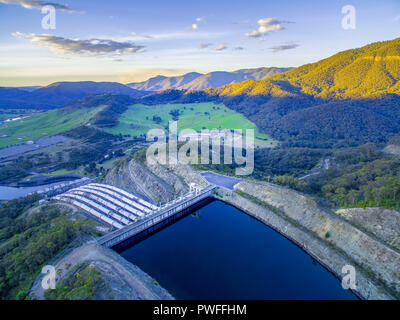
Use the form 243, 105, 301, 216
30, 242, 174, 300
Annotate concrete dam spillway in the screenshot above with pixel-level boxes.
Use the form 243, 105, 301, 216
53, 182, 216, 246
54, 183, 158, 229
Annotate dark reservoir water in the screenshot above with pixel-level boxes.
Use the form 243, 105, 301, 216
120, 200, 357, 300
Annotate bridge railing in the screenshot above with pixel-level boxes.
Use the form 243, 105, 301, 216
98, 185, 215, 247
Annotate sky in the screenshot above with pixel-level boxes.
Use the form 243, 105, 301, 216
0, 0, 399, 86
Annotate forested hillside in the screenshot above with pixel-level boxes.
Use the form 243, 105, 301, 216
0, 82, 149, 109
204, 38, 400, 147
267, 141, 400, 210
210, 38, 400, 98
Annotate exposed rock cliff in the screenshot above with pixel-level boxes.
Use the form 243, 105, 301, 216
383, 144, 400, 157
336, 207, 400, 251
102, 155, 207, 204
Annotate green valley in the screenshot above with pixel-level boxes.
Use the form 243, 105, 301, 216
101, 102, 271, 141
0, 106, 104, 148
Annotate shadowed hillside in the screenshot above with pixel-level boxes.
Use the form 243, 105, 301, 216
0, 81, 149, 109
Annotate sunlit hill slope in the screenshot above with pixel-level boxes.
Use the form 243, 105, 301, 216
208, 38, 400, 98
204, 38, 400, 147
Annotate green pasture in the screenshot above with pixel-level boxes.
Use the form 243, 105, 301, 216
103, 102, 271, 141
0, 106, 104, 148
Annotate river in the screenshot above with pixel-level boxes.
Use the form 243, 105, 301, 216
119, 200, 357, 300
0, 183, 61, 200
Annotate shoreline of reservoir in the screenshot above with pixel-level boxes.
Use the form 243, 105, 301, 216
212, 193, 362, 300
214, 182, 399, 300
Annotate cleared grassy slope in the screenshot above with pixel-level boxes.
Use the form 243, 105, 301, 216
0, 106, 104, 148
102, 102, 270, 140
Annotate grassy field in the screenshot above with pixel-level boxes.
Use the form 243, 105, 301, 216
103, 102, 271, 141
0, 106, 104, 148
44, 169, 75, 176
0, 102, 273, 150
0, 109, 35, 121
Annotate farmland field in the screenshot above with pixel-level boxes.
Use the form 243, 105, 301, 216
102, 102, 271, 141
0, 106, 104, 148
0, 109, 35, 121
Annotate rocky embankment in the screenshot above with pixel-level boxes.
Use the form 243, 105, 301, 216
31, 242, 173, 300
336, 207, 400, 251
215, 181, 400, 300
103, 155, 207, 204
383, 144, 400, 157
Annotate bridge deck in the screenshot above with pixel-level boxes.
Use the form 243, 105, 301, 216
98, 185, 216, 248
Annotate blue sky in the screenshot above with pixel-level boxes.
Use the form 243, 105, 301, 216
0, 0, 399, 86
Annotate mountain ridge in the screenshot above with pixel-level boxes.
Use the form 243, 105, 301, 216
0, 81, 150, 109
207, 38, 400, 98
127, 67, 291, 92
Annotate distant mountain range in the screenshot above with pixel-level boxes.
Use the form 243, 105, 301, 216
0, 68, 290, 109
0, 81, 149, 109
127, 67, 291, 92
13, 86, 42, 92
140, 38, 400, 147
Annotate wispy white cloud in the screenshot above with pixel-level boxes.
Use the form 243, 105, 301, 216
115, 31, 230, 42
0, 0, 78, 12
215, 43, 227, 51
270, 42, 299, 52
12, 32, 145, 55
245, 17, 290, 38
245, 30, 261, 38
191, 16, 206, 30
198, 43, 213, 49
258, 18, 280, 27
232, 19, 250, 25
259, 24, 284, 33
131, 32, 153, 39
